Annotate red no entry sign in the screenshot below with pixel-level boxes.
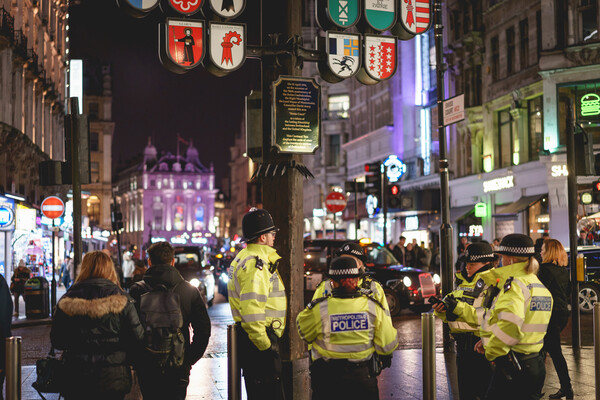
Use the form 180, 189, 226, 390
325, 192, 347, 213
41, 196, 65, 219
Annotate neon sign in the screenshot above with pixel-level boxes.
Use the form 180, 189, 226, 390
384, 155, 406, 183
581, 93, 600, 117
483, 175, 514, 193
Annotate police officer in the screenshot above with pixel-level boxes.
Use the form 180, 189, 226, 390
227, 208, 287, 400
312, 242, 390, 315
432, 242, 495, 400
448, 234, 552, 400
297, 256, 398, 400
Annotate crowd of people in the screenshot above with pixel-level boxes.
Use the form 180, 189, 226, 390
388, 236, 437, 272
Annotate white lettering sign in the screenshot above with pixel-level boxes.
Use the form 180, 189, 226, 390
483, 175, 515, 193
468, 225, 483, 237
551, 165, 568, 177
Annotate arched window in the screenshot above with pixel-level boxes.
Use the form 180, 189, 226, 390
173, 204, 185, 231
86, 195, 101, 226
193, 205, 205, 230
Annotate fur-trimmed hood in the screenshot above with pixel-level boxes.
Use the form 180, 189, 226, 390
58, 293, 129, 318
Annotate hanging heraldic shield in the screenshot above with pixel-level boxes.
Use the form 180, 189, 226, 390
393, 0, 431, 39
116, 0, 160, 18
162, 0, 203, 16
357, 35, 397, 84
159, 18, 205, 73
327, 32, 361, 79
316, 0, 360, 29
364, 0, 396, 31
208, 0, 245, 19
205, 22, 246, 77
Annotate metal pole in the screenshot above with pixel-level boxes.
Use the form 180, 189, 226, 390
333, 213, 337, 240
594, 302, 600, 400
422, 312, 436, 400
354, 179, 359, 239
51, 219, 57, 313
227, 324, 241, 400
434, 0, 454, 353
5, 337, 21, 400
382, 167, 387, 245
67, 98, 82, 277
565, 97, 581, 349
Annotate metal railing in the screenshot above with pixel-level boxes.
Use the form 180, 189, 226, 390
0, 7, 14, 39
13, 29, 27, 58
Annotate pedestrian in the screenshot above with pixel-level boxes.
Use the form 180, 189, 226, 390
0, 272, 13, 400
447, 234, 552, 400
10, 260, 31, 317
129, 241, 211, 400
131, 259, 146, 284
60, 257, 71, 289
432, 242, 495, 400
539, 239, 573, 399
121, 251, 135, 288
312, 242, 390, 314
392, 236, 406, 265
227, 208, 287, 399
534, 232, 549, 264
492, 238, 501, 251
405, 243, 415, 267
50, 251, 144, 400
296, 256, 399, 400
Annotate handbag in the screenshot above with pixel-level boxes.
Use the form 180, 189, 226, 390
32, 347, 64, 400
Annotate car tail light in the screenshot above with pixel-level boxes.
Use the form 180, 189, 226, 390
419, 273, 436, 297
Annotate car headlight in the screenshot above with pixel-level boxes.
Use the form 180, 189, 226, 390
402, 276, 412, 287
221, 274, 229, 283
433, 274, 441, 284
189, 278, 201, 288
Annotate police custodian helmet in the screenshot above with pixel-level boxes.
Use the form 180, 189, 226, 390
241, 208, 279, 243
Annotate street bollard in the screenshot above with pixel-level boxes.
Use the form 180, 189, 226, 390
5, 336, 21, 400
227, 324, 241, 400
595, 302, 600, 400
422, 312, 436, 400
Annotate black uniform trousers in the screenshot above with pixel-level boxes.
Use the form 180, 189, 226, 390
454, 333, 492, 400
137, 365, 191, 400
485, 352, 545, 400
236, 324, 285, 400
543, 322, 572, 391
310, 358, 379, 400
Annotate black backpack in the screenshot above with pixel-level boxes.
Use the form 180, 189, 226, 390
138, 281, 185, 371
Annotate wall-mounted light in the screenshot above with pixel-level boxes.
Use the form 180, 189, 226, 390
483, 154, 493, 173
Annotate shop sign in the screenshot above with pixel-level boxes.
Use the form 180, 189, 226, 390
171, 232, 190, 245
191, 232, 208, 244
41, 216, 64, 226
405, 216, 419, 231
474, 203, 487, 218
384, 155, 406, 183
313, 208, 326, 217
580, 93, 600, 117
551, 165, 568, 177
537, 214, 550, 223
468, 225, 483, 237
151, 237, 167, 243
366, 194, 378, 217
0, 196, 15, 230
15, 204, 36, 232
483, 175, 514, 193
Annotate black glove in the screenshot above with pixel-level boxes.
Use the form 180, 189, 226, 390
380, 354, 392, 369
443, 294, 458, 313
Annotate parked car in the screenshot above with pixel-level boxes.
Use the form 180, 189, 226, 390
212, 252, 235, 301
304, 239, 441, 316
566, 245, 600, 313
173, 246, 215, 306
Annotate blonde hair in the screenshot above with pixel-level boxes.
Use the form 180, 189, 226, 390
507, 255, 539, 274
75, 251, 120, 287
541, 239, 568, 267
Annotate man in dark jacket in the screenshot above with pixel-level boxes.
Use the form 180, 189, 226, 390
130, 241, 211, 400
0, 273, 12, 400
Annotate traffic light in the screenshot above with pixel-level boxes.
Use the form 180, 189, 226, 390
388, 184, 401, 208
594, 181, 600, 203
111, 204, 124, 232
364, 162, 382, 201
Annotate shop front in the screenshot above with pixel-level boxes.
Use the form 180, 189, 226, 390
0, 196, 15, 278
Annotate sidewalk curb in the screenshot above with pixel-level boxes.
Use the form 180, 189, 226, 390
12, 318, 53, 328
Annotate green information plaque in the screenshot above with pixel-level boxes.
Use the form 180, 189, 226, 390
272, 76, 321, 154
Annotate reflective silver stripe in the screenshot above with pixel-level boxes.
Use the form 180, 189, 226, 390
231, 309, 241, 318
241, 313, 266, 322
297, 321, 309, 342
314, 339, 373, 353
482, 336, 490, 346
228, 288, 240, 299
367, 299, 376, 342
377, 339, 398, 354
497, 311, 524, 327
527, 283, 546, 290
383, 309, 391, 317
319, 301, 330, 339
513, 279, 531, 304
490, 324, 519, 346
240, 292, 267, 302
476, 308, 486, 326
269, 291, 286, 298
521, 323, 548, 332
265, 309, 286, 318
449, 320, 478, 332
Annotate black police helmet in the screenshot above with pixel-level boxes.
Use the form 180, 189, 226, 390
328, 256, 362, 279
241, 208, 279, 243
458, 242, 497, 264
495, 234, 535, 257
336, 242, 367, 263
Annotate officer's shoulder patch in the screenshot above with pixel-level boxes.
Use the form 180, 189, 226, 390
503, 277, 514, 293
530, 296, 552, 311
476, 279, 484, 289
255, 257, 264, 270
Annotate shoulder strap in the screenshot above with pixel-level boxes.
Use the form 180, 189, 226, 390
364, 292, 385, 310
306, 295, 330, 310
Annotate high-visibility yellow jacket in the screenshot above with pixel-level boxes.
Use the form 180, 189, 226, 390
455, 261, 552, 361
228, 244, 287, 351
312, 276, 390, 316
434, 267, 491, 334
296, 293, 398, 362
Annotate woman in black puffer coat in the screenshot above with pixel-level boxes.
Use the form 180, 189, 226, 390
51, 251, 144, 400
538, 239, 573, 400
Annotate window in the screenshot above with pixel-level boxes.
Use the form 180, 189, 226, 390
327, 134, 341, 166
87, 196, 100, 226
519, 19, 529, 69
506, 27, 515, 74
90, 131, 99, 151
153, 204, 163, 230
580, 0, 599, 42
88, 102, 99, 120
527, 97, 543, 161
193, 205, 205, 230
558, 82, 600, 147
491, 36, 499, 81
328, 94, 350, 119
91, 162, 100, 183
498, 109, 514, 168
173, 204, 185, 231
536, 11, 542, 56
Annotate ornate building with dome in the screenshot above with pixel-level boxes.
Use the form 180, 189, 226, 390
114, 138, 217, 254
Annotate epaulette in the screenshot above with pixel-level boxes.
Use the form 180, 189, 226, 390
306, 295, 330, 310
359, 288, 373, 297
504, 276, 514, 293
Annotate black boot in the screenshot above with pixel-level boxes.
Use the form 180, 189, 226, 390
549, 388, 574, 399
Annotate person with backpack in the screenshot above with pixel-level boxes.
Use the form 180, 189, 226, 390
129, 241, 211, 400
227, 208, 287, 399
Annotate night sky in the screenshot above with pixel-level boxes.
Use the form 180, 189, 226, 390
69, 0, 261, 185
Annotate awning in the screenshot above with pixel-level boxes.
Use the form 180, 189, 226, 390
450, 205, 474, 222
493, 194, 546, 217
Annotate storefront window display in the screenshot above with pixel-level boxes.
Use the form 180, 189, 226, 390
528, 196, 550, 240
456, 210, 483, 241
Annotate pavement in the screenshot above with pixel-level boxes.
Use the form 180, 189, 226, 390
7, 288, 600, 399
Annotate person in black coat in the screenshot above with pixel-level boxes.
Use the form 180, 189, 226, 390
129, 241, 211, 400
0, 273, 13, 400
538, 239, 573, 399
50, 251, 144, 400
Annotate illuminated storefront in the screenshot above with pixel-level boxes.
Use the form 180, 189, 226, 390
0, 196, 15, 277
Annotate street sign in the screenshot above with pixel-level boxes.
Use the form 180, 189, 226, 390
326, 32, 361, 79
364, 0, 396, 31
358, 35, 397, 83
41, 196, 65, 220
443, 94, 465, 126
398, 0, 432, 35
209, 0, 245, 19
325, 192, 347, 213
316, 0, 360, 30
206, 22, 246, 76
159, 18, 205, 73
162, 0, 203, 16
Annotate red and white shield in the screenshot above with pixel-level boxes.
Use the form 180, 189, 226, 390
400, 0, 431, 35
166, 19, 205, 69
208, 22, 246, 72
363, 35, 397, 81
166, 0, 203, 16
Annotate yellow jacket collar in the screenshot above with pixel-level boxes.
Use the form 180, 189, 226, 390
246, 243, 282, 265
480, 261, 528, 286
